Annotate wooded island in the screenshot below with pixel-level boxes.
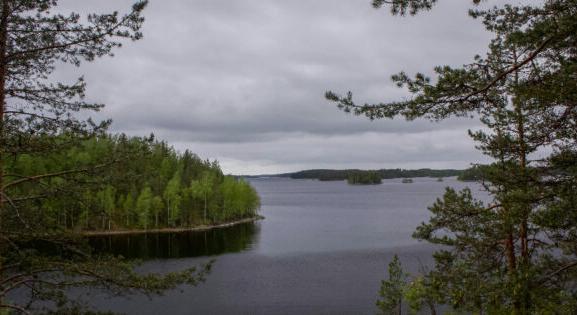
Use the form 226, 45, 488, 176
347, 171, 382, 185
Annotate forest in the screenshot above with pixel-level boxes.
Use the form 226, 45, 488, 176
346, 171, 382, 185
0, 1, 236, 312
1, 0, 576, 313
456, 165, 484, 182
6, 134, 260, 232
281, 168, 462, 181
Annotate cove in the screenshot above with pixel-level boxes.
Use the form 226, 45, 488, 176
87, 177, 483, 314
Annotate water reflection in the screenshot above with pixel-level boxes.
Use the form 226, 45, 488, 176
88, 222, 260, 259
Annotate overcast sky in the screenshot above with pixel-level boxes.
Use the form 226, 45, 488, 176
57, 0, 498, 175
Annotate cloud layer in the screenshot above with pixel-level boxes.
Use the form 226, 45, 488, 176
58, 0, 494, 174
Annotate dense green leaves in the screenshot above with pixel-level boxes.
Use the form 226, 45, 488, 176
456, 165, 484, 182
377, 255, 408, 315
347, 170, 382, 185
3, 135, 260, 232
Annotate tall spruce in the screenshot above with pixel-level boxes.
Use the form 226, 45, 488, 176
328, 0, 577, 313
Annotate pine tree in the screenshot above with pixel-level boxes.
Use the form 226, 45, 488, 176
377, 255, 408, 315
328, 0, 577, 313
0, 2, 210, 313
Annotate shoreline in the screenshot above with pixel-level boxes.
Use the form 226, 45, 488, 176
81, 215, 264, 237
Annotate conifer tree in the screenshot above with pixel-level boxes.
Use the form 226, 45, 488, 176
377, 255, 408, 315
328, 0, 577, 313
0, 2, 210, 313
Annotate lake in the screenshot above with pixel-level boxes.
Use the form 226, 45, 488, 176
89, 177, 483, 314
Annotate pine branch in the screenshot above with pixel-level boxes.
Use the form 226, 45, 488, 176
3, 161, 114, 190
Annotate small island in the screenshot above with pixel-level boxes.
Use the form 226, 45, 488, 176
402, 178, 414, 184
347, 171, 382, 185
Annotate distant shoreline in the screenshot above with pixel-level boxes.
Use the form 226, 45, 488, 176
249, 175, 460, 181
81, 215, 264, 236
240, 168, 464, 180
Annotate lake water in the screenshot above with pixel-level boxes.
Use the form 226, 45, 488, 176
89, 177, 483, 314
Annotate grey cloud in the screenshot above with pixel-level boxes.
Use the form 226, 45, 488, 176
169, 130, 492, 175
57, 0, 494, 174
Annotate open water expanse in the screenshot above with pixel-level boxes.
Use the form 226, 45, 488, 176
89, 177, 484, 314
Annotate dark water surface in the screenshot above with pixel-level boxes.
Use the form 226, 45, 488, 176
89, 177, 482, 314
88, 222, 259, 259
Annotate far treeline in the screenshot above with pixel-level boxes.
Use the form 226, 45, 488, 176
346, 171, 382, 185
277, 168, 463, 181
9, 134, 261, 232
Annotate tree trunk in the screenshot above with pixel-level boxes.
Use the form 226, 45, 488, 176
204, 193, 207, 223
513, 50, 530, 313
514, 66, 529, 263
505, 232, 517, 274
0, 0, 9, 220
517, 114, 529, 263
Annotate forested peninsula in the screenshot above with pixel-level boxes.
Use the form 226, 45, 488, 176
0, 2, 262, 312
10, 134, 261, 234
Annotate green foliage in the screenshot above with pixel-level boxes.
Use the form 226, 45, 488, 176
403, 277, 437, 315
190, 171, 217, 223
372, 0, 438, 16
1, 243, 212, 314
219, 176, 260, 222
164, 171, 182, 227
456, 165, 484, 182
330, 0, 577, 313
377, 255, 408, 315
136, 186, 153, 229
4, 135, 261, 232
347, 170, 382, 185
0, 1, 238, 313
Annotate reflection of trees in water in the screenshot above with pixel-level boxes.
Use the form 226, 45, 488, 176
88, 223, 260, 259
